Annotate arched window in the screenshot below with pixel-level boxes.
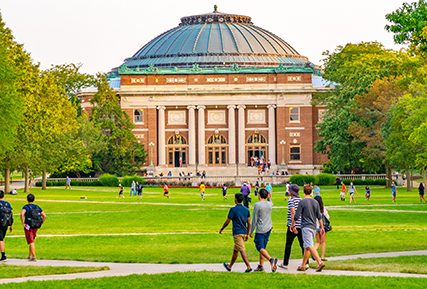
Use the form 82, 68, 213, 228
207, 135, 226, 144
167, 135, 187, 167
168, 134, 187, 145
247, 134, 266, 144
207, 134, 227, 166
247, 134, 267, 166
134, 109, 143, 123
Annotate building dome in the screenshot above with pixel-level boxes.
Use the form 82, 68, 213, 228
121, 6, 309, 69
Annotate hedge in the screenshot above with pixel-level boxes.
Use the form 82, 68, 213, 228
342, 178, 386, 186
36, 180, 102, 187
99, 174, 119, 187
121, 176, 146, 187
315, 173, 336, 186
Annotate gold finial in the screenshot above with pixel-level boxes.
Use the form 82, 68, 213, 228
214, 5, 218, 13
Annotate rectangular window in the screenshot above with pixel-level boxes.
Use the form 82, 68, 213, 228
182, 152, 186, 164
208, 151, 213, 164
215, 151, 220, 164
221, 151, 226, 164
168, 152, 173, 165
290, 107, 299, 122
290, 145, 301, 160
134, 109, 143, 123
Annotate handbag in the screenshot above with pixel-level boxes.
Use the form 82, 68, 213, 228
248, 196, 252, 203
322, 214, 332, 232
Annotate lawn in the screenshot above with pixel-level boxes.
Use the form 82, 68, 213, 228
311, 255, 427, 274
2, 271, 427, 289
0, 264, 109, 279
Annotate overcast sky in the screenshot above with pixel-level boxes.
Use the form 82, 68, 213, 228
0, 0, 408, 74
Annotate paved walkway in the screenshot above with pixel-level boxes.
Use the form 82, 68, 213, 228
1, 250, 427, 284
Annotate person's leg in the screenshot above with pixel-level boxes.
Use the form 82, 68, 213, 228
307, 246, 322, 265
314, 233, 321, 251
259, 252, 265, 267
301, 248, 310, 267
320, 233, 327, 259
0, 240, 4, 253
228, 250, 239, 268
240, 250, 251, 269
30, 243, 36, 258
283, 227, 296, 265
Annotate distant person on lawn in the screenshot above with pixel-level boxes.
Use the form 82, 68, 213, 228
222, 184, 228, 201
240, 182, 250, 208
291, 185, 325, 272
418, 183, 427, 203
347, 182, 358, 204
0, 190, 13, 261
340, 182, 346, 201
163, 183, 170, 199
250, 188, 277, 272
365, 186, 371, 202
199, 182, 206, 201
137, 182, 143, 200
66, 176, 71, 189
391, 181, 398, 203
21, 194, 46, 262
130, 180, 136, 196
220, 193, 252, 273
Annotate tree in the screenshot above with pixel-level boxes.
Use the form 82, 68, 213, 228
44, 63, 95, 112
90, 73, 147, 176
385, 0, 427, 57
314, 42, 414, 173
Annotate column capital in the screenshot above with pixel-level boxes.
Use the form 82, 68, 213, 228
187, 105, 196, 110
197, 105, 206, 110
267, 104, 277, 109
227, 105, 236, 110
237, 105, 246, 110
157, 105, 166, 110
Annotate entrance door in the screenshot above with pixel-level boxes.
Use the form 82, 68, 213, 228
174, 151, 180, 168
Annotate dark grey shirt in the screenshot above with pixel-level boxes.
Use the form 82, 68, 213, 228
293, 197, 321, 230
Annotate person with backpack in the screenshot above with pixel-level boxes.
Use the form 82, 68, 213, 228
313, 196, 330, 262
0, 190, 13, 261
20, 194, 46, 261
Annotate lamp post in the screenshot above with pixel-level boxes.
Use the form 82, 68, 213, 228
149, 142, 155, 166
280, 140, 286, 165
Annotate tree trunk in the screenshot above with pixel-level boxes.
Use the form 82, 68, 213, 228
386, 163, 392, 188
42, 168, 47, 190
406, 170, 411, 192
423, 168, 427, 188
4, 168, 10, 194
76, 171, 81, 178
24, 166, 29, 193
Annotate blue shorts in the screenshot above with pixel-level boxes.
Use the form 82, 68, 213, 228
392, 192, 396, 197
254, 229, 271, 251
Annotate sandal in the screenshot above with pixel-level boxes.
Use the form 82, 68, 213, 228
316, 263, 325, 272
321, 258, 328, 262
297, 266, 306, 271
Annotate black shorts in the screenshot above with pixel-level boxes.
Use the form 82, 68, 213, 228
164, 191, 168, 194
222, 192, 226, 196
420, 192, 424, 196
0, 226, 7, 241
138, 191, 142, 195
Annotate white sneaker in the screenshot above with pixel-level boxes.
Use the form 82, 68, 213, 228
305, 264, 309, 269
278, 262, 288, 269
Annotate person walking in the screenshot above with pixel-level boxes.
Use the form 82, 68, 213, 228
222, 184, 228, 201
130, 180, 136, 196
250, 189, 277, 272
285, 181, 290, 201
335, 177, 340, 189
419, 183, 427, 203
137, 182, 143, 200
240, 183, 250, 208
117, 184, 125, 198
314, 196, 329, 262
255, 181, 260, 197
391, 181, 398, 203
20, 194, 47, 261
347, 182, 358, 204
220, 193, 252, 273
278, 184, 308, 270
313, 184, 320, 197
291, 185, 325, 272
365, 186, 371, 202
163, 183, 170, 199
0, 190, 13, 261
266, 183, 272, 198
65, 176, 71, 189
199, 182, 206, 201
340, 182, 346, 201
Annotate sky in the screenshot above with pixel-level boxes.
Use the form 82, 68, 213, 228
0, 0, 408, 74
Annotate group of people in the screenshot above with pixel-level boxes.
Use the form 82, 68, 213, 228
0, 191, 46, 262
220, 184, 329, 273
126, 181, 144, 199
339, 180, 402, 203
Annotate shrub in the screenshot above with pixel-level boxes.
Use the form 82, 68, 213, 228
290, 174, 305, 186
315, 173, 336, 186
99, 174, 119, 187
121, 176, 146, 187
342, 178, 386, 186
303, 175, 315, 185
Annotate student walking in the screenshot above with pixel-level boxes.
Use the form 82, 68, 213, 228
291, 185, 325, 272
65, 176, 71, 189
285, 182, 290, 201
255, 181, 260, 197
419, 183, 427, 203
313, 184, 320, 197
314, 196, 329, 262
340, 182, 346, 201
222, 184, 228, 200
118, 184, 125, 199
199, 182, 206, 201
20, 194, 47, 261
130, 180, 136, 196
0, 190, 13, 261
365, 186, 371, 202
137, 182, 143, 200
250, 189, 277, 272
347, 182, 358, 204
163, 183, 170, 199
240, 183, 250, 208
266, 183, 272, 198
220, 193, 252, 273
391, 181, 398, 203
278, 184, 308, 270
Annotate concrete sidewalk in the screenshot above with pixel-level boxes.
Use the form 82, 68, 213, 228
1, 250, 427, 284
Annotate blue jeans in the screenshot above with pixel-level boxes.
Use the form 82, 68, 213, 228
130, 188, 136, 196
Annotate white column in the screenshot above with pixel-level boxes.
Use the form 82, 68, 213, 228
157, 106, 166, 166
227, 105, 236, 164
268, 105, 276, 165
198, 105, 206, 166
188, 105, 196, 166
237, 105, 246, 165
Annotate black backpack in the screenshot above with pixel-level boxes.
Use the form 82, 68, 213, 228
322, 214, 332, 232
27, 204, 43, 229
0, 202, 13, 227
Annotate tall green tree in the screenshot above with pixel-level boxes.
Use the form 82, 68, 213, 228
314, 42, 413, 173
90, 74, 147, 176
385, 0, 427, 57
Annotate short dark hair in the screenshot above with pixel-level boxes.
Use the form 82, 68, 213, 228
303, 185, 312, 195
235, 193, 243, 203
259, 188, 268, 199
27, 193, 35, 202
0, 190, 4, 198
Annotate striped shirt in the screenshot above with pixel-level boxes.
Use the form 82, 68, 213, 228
287, 196, 302, 228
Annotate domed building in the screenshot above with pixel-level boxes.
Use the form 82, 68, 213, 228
81, 6, 330, 176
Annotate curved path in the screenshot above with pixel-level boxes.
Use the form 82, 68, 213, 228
1, 250, 427, 284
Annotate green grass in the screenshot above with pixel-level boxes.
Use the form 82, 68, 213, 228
2, 271, 427, 289
0, 264, 109, 279
311, 255, 427, 274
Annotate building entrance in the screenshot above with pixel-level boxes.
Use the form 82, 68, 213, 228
167, 135, 187, 167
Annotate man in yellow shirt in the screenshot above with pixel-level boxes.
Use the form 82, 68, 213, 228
199, 182, 206, 201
